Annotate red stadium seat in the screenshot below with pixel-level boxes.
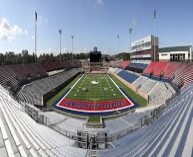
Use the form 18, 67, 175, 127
153, 62, 169, 76
143, 62, 158, 74
163, 62, 182, 79
120, 61, 130, 69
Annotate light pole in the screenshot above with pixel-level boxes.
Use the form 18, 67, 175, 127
153, 10, 156, 61
117, 35, 120, 54
129, 28, 132, 53
71, 35, 74, 61
59, 29, 62, 62
35, 12, 37, 63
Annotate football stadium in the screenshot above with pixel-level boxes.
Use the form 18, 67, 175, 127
0, 0, 193, 157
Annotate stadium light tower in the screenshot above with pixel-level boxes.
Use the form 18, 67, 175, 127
153, 10, 156, 61
59, 29, 62, 62
117, 35, 120, 54
71, 35, 74, 61
35, 12, 37, 63
129, 28, 133, 53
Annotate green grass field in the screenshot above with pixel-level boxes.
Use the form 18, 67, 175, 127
66, 74, 124, 101
46, 75, 81, 108
109, 74, 147, 107
47, 73, 147, 111
88, 116, 101, 123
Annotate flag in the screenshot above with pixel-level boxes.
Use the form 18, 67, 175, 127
35, 12, 37, 21
154, 10, 156, 19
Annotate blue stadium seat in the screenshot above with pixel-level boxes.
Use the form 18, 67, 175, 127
128, 63, 148, 70
117, 70, 139, 84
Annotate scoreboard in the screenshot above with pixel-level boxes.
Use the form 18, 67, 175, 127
90, 47, 101, 62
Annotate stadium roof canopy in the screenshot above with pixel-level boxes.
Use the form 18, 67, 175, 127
158, 45, 192, 53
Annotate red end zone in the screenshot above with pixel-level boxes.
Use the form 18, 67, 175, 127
56, 97, 134, 113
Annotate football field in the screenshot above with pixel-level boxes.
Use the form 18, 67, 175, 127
47, 73, 147, 113
66, 74, 124, 102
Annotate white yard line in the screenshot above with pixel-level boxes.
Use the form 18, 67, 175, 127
56, 74, 134, 113
107, 74, 134, 107
99, 74, 104, 100
87, 74, 91, 100
56, 75, 84, 106
56, 75, 134, 113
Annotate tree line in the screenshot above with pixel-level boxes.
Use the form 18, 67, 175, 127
0, 50, 90, 65
115, 52, 130, 60
0, 50, 130, 66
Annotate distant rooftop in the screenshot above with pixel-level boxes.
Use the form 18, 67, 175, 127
159, 45, 192, 53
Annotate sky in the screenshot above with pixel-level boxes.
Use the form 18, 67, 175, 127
0, 0, 192, 55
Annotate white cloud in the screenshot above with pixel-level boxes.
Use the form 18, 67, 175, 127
24, 29, 28, 35
0, 17, 27, 41
96, 0, 104, 6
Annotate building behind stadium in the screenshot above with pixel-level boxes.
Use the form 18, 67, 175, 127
159, 46, 192, 61
130, 35, 193, 62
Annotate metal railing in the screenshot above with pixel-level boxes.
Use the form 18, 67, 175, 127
16, 90, 179, 150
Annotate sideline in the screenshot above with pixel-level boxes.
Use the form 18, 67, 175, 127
107, 74, 135, 108
56, 74, 84, 106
